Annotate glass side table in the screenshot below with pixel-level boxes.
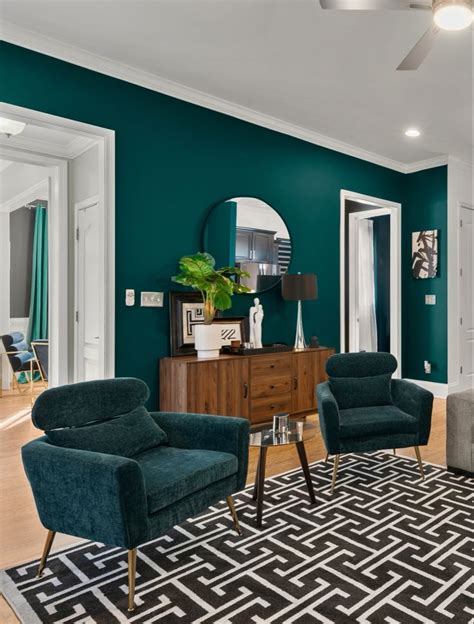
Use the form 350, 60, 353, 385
249, 421, 316, 527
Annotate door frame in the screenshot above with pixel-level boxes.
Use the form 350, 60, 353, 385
458, 202, 474, 390
0, 102, 115, 386
74, 195, 102, 382
0, 146, 68, 388
340, 190, 402, 374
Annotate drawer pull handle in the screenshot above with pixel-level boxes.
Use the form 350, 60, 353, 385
270, 364, 275, 369
270, 384, 275, 389
243, 383, 248, 399
294, 376, 298, 390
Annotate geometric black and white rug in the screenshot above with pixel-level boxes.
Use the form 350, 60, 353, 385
2, 453, 473, 623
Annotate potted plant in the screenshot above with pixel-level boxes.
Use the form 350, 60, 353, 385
172, 252, 250, 358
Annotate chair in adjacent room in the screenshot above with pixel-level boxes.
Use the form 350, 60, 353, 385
1, 331, 40, 400
21, 377, 249, 612
317, 352, 433, 493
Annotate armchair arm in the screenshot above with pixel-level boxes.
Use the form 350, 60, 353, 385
391, 379, 433, 445
151, 412, 249, 490
22, 438, 149, 549
316, 382, 341, 454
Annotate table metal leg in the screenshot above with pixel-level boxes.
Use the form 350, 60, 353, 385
256, 447, 267, 527
252, 453, 260, 501
296, 441, 316, 504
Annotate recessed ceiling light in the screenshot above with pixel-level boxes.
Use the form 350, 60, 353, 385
433, 0, 473, 31
0, 117, 27, 138
405, 128, 421, 138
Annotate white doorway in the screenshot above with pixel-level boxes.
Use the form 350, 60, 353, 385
340, 190, 401, 372
74, 197, 102, 381
0, 103, 115, 387
459, 204, 473, 389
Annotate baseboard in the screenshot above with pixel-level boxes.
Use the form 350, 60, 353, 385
404, 379, 449, 399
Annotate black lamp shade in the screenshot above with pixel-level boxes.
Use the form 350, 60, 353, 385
281, 273, 317, 301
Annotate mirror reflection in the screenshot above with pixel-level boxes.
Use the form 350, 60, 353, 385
203, 197, 291, 293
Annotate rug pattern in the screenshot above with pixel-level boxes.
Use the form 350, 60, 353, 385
2, 452, 473, 623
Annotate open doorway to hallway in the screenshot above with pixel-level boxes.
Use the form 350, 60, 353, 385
340, 190, 401, 372
0, 104, 115, 395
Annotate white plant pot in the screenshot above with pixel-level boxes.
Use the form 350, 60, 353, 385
194, 324, 221, 359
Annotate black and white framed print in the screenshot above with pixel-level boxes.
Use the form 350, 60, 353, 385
212, 317, 247, 346
412, 230, 438, 279
169, 291, 207, 356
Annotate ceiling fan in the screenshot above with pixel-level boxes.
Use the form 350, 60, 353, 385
319, 0, 473, 70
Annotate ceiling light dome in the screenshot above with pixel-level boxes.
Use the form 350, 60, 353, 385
0, 117, 27, 137
433, 0, 473, 31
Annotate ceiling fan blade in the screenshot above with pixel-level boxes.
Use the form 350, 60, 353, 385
319, 0, 423, 9
396, 24, 439, 70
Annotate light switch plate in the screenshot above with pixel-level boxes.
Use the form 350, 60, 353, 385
141, 291, 164, 307
125, 289, 135, 306
425, 294, 436, 305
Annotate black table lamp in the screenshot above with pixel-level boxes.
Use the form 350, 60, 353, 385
281, 273, 318, 349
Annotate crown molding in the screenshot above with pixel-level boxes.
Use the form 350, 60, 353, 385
1, 21, 448, 175
0, 132, 95, 159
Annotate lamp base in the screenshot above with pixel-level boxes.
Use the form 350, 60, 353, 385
294, 300, 307, 350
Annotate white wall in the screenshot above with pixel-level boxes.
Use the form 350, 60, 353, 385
0, 161, 48, 206
447, 157, 473, 391
68, 143, 100, 373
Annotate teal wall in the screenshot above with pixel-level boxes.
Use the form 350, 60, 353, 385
402, 167, 448, 383
0, 43, 448, 405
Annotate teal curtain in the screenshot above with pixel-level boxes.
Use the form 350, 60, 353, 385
27, 205, 48, 343
20, 206, 48, 384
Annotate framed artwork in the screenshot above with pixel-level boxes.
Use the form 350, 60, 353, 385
169, 292, 246, 356
169, 291, 206, 356
412, 230, 438, 279
213, 317, 247, 346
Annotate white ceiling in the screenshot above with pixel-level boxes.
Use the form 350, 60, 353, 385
1, 0, 472, 165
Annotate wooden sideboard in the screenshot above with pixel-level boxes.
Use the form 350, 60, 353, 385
160, 347, 334, 425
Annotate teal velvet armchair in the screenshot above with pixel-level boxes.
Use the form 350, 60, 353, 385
22, 378, 249, 612
316, 352, 433, 493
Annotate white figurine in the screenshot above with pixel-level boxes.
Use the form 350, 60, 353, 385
249, 297, 258, 346
254, 303, 264, 348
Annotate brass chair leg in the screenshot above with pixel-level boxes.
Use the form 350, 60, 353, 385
330, 454, 340, 495
37, 530, 56, 577
414, 446, 425, 480
325, 453, 329, 463
393, 448, 396, 455
226, 495, 242, 536
128, 548, 137, 612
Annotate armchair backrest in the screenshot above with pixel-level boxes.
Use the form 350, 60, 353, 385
325, 352, 398, 410
32, 377, 150, 431
1, 331, 31, 372
326, 352, 398, 378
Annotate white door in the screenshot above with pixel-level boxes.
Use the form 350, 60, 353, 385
459, 205, 474, 388
75, 200, 101, 381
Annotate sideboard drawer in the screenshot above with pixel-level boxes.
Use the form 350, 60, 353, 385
251, 375, 292, 399
250, 395, 292, 424
251, 354, 292, 378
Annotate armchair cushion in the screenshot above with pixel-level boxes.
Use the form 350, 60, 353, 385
47, 406, 168, 457
134, 446, 238, 514
339, 405, 418, 439
329, 373, 393, 409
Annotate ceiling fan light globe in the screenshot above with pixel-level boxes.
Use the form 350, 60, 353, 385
433, 0, 473, 31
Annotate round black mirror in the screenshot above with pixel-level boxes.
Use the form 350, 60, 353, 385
203, 197, 291, 293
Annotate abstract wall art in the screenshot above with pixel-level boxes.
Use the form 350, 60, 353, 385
412, 230, 438, 279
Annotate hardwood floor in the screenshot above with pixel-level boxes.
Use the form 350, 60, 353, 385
0, 389, 446, 622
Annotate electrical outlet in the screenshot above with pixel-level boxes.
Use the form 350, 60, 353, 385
425, 294, 436, 305
141, 291, 164, 307
424, 360, 431, 374
125, 289, 135, 306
